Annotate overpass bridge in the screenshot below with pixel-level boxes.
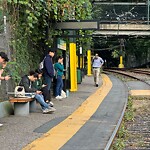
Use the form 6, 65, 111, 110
93, 22, 150, 36
54, 20, 150, 37
54, 0, 150, 37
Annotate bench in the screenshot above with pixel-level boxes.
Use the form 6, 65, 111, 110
9, 97, 36, 116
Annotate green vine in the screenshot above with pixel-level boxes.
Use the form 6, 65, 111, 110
1, 0, 92, 85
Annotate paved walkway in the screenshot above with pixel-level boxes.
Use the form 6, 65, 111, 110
0, 75, 102, 150
0, 74, 128, 150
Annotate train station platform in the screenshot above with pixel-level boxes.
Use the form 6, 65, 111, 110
0, 74, 128, 150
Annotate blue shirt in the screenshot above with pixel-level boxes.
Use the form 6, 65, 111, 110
92, 57, 104, 68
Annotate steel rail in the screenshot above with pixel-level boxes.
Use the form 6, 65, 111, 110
103, 69, 150, 86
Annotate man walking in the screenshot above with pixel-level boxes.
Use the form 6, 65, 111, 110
92, 53, 104, 87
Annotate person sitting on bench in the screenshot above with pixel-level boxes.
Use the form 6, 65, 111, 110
33, 69, 54, 107
19, 70, 56, 114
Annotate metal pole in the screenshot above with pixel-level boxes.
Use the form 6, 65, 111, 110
4, 16, 7, 34
148, 0, 150, 24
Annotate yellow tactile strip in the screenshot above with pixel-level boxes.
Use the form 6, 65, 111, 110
129, 90, 150, 96
23, 74, 112, 150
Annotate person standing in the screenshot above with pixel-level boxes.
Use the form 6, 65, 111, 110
0, 52, 11, 127
43, 48, 55, 97
0, 52, 11, 81
92, 53, 104, 87
54, 56, 64, 100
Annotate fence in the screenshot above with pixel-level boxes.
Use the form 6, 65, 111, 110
0, 15, 13, 101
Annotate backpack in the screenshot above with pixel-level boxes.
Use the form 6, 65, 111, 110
39, 57, 46, 70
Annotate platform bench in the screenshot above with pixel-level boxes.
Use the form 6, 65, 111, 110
9, 97, 36, 116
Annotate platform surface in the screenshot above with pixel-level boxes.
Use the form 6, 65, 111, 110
0, 75, 129, 150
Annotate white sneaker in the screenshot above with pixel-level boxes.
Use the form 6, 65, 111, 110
0, 123, 3, 127
59, 96, 63, 99
48, 101, 54, 107
42, 107, 56, 114
55, 96, 63, 99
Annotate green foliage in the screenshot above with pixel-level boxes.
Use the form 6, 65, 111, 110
112, 49, 120, 58
7, 61, 21, 85
111, 96, 135, 150
112, 138, 125, 150
1, 0, 92, 85
124, 97, 134, 121
117, 123, 127, 139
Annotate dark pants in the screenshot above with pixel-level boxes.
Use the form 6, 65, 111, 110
55, 75, 63, 97
40, 86, 51, 102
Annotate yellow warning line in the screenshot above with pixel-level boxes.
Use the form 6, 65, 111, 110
23, 74, 112, 150
130, 90, 150, 96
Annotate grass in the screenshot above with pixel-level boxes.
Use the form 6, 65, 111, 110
111, 96, 134, 150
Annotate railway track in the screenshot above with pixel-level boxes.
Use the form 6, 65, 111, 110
103, 68, 150, 150
129, 69, 150, 76
103, 68, 150, 86
125, 100, 150, 150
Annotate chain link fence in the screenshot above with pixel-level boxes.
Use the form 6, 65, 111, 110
0, 15, 13, 101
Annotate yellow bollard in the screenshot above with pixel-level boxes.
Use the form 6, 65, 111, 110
118, 56, 124, 68
87, 50, 92, 76
70, 43, 77, 91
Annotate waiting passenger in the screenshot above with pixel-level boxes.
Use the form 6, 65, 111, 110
92, 54, 104, 87
43, 48, 55, 92
33, 69, 54, 107
54, 56, 64, 100
19, 71, 56, 114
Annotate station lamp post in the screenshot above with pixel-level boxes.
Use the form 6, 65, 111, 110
148, 0, 150, 24
117, 17, 124, 68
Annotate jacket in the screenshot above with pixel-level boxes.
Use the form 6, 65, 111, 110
19, 75, 37, 93
54, 63, 64, 77
43, 54, 54, 78
32, 78, 43, 90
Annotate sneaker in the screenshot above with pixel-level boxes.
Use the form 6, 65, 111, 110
0, 123, 3, 127
48, 101, 54, 107
55, 96, 63, 99
96, 84, 98, 87
42, 107, 56, 114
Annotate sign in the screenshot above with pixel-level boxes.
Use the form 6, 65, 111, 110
57, 39, 66, 50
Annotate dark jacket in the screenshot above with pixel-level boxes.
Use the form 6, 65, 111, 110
43, 54, 54, 78
19, 75, 37, 93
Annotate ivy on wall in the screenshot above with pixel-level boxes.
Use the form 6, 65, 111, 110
1, 0, 92, 84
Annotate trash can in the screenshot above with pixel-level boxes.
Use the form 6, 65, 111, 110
77, 69, 82, 84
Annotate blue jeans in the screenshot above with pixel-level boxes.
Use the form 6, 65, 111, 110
44, 75, 52, 91
55, 75, 63, 96
35, 94, 49, 110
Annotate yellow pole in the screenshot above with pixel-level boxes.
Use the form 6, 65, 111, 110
118, 56, 124, 68
70, 43, 77, 91
87, 50, 92, 76
120, 56, 122, 64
